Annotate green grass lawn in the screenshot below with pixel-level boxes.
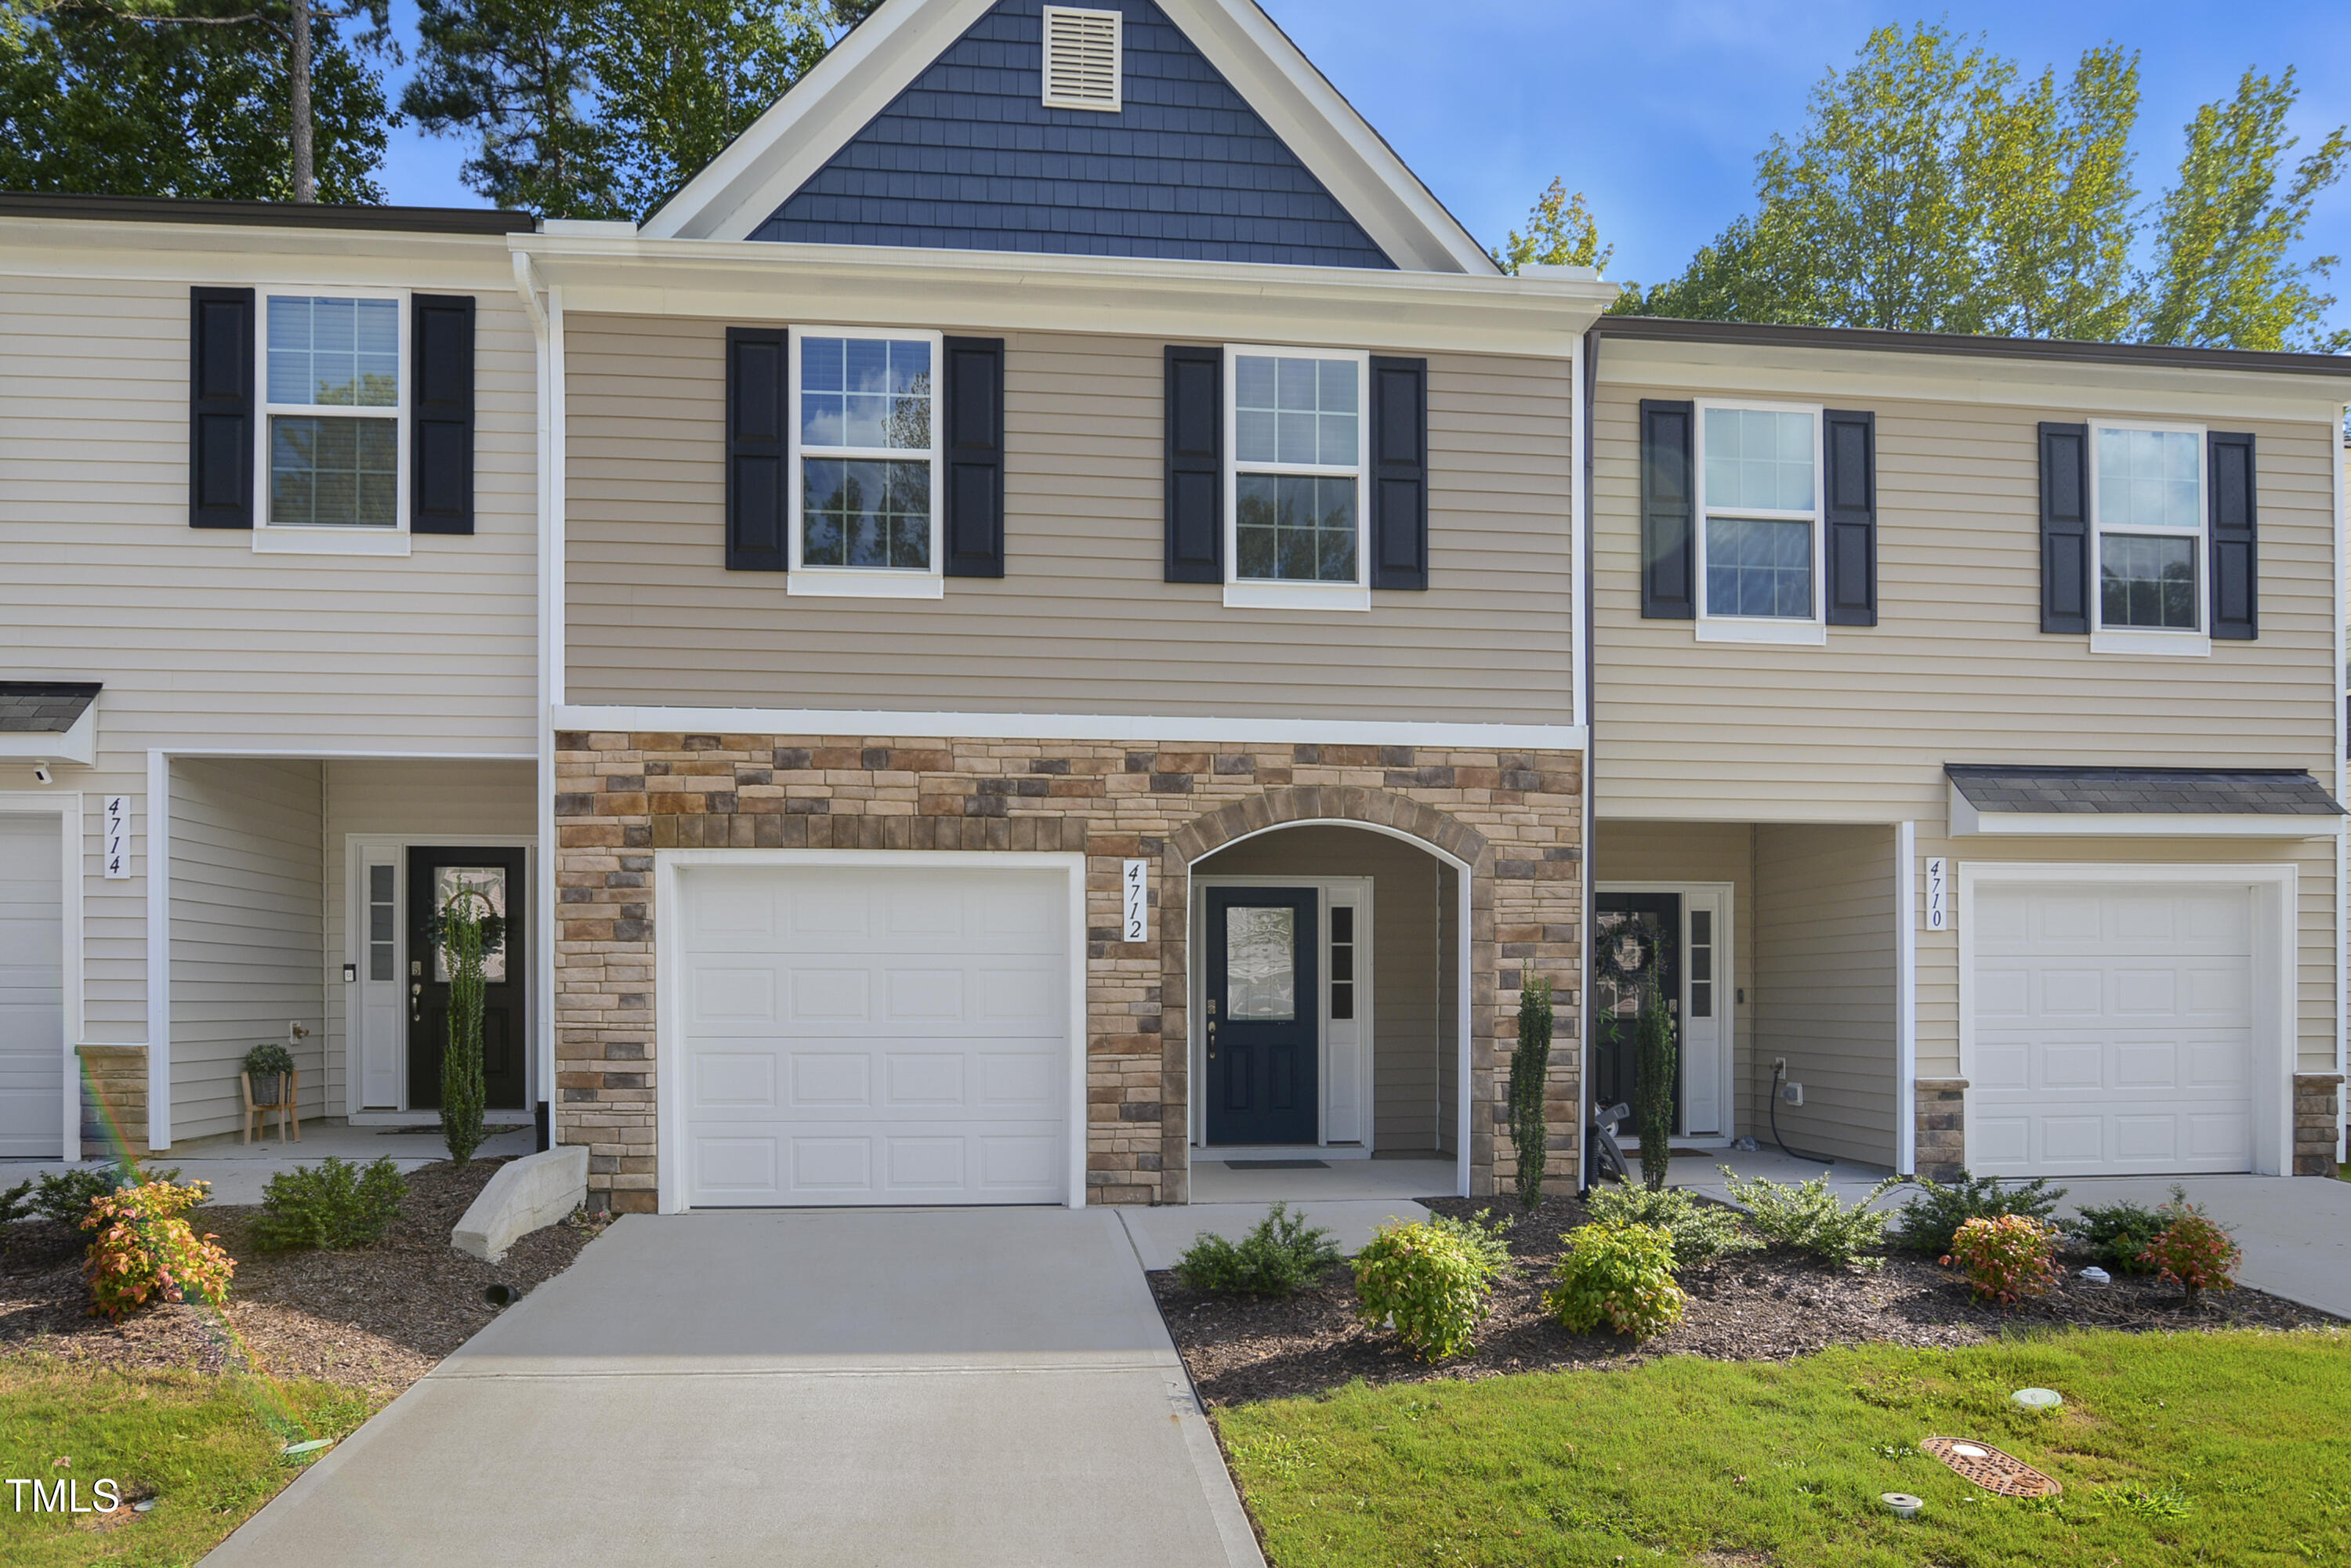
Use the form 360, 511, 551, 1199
1217, 1329, 2351, 1567
0, 1356, 380, 1566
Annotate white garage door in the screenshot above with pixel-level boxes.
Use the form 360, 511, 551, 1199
1970, 880, 2255, 1177
0, 815, 65, 1158
676, 864, 1070, 1207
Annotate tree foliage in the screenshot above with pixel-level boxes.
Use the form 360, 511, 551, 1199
0, 0, 390, 201
1493, 177, 1612, 276
404, 0, 857, 219
1610, 23, 2349, 352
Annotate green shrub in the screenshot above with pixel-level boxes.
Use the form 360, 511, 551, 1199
252, 1157, 408, 1251
1546, 1222, 1686, 1339
1174, 1202, 1341, 1295
2141, 1187, 2241, 1302
82, 1178, 234, 1321
1633, 980, 1677, 1191
1945, 1214, 2063, 1304
1893, 1170, 2066, 1255
27, 1161, 183, 1229
1508, 972, 1556, 1209
0, 1179, 31, 1226
1353, 1211, 1512, 1361
1720, 1168, 1902, 1268
241, 1041, 296, 1079
2069, 1197, 2167, 1275
1583, 1184, 1755, 1270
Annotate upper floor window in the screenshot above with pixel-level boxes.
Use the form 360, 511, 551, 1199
1226, 346, 1369, 610
788, 328, 941, 598
263, 294, 404, 539
1695, 400, 1824, 643
2093, 424, 2204, 639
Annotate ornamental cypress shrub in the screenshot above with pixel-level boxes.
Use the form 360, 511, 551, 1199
1509, 972, 1555, 1209
437, 892, 495, 1165
1634, 979, 1677, 1192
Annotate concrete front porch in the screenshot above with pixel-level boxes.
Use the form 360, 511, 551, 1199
4, 1118, 537, 1205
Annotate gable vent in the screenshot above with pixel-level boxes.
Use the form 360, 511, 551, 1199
1041, 6, 1122, 112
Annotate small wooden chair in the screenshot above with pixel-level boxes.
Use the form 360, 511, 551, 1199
241, 1067, 299, 1146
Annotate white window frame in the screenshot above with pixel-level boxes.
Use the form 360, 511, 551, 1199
787, 325, 946, 599
2088, 418, 2212, 657
252, 286, 411, 557
1223, 343, 1372, 612
1692, 397, 1827, 645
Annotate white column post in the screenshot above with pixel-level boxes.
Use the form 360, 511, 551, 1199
1896, 820, 1918, 1175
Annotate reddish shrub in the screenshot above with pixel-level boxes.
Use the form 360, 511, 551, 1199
80, 1179, 235, 1322
1943, 1214, 2062, 1305
2139, 1193, 2240, 1302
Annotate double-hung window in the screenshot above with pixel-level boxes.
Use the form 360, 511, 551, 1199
258, 292, 407, 553
2091, 422, 2207, 654
1226, 345, 1370, 610
788, 328, 942, 597
1694, 400, 1824, 643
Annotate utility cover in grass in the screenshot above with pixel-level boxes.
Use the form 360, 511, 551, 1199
1922, 1436, 2062, 1497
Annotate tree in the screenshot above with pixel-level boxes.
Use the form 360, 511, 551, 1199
403, 0, 621, 218
0, 0, 389, 201
405, 0, 861, 221
1493, 178, 1612, 276
2139, 67, 2349, 353
1613, 23, 2349, 353
1508, 970, 1555, 1210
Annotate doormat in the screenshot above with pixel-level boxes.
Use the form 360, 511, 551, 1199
1223, 1160, 1328, 1170
1920, 1437, 2062, 1497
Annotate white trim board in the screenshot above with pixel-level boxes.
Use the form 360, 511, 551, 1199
650, 849, 1091, 1213
1954, 860, 2298, 1178
0, 703, 94, 767
554, 705, 1584, 751
640, 0, 1497, 273
0, 791, 84, 1162
1947, 782, 2342, 839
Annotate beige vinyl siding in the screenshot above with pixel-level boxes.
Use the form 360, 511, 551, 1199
1593, 375, 2341, 1077
563, 315, 1576, 725
168, 759, 325, 1140
0, 263, 539, 1055
319, 761, 538, 1114
1750, 825, 1899, 1167
1596, 821, 1759, 1136
1194, 826, 1451, 1151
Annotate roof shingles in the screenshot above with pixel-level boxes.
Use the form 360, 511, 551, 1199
1946, 764, 2344, 817
0, 683, 100, 735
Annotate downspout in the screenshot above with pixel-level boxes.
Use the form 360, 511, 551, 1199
513, 248, 558, 1152
1578, 325, 1599, 1191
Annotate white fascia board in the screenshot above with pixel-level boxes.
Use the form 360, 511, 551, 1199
1597, 336, 2349, 425
1948, 781, 2342, 839
556, 704, 1586, 751
0, 706, 94, 767
513, 234, 1611, 357
642, 0, 1494, 275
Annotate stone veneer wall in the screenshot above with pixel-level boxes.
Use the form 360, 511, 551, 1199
2293, 1073, 2342, 1177
552, 732, 1585, 1210
77, 1045, 148, 1156
1914, 1077, 1967, 1182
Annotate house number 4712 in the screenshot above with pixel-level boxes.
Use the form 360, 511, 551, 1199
1121, 859, 1148, 943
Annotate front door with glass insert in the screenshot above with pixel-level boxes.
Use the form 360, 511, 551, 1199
1205, 887, 1319, 1146
1592, 892, 1682, 1124
406, 846, 527, 1111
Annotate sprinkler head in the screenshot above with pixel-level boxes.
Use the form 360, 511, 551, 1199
1881, 1493, 1924, 1519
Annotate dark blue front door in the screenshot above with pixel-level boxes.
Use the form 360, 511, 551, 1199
1206, 888, 1318, 1146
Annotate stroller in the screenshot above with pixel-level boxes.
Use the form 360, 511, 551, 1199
1585, 1100, 1633, 1187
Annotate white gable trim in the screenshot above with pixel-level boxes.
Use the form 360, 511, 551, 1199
642, 0, 1497, 275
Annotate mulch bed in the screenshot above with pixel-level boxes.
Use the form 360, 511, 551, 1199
1151, 1190, 2340, 1409
0, 1157, 595, 1395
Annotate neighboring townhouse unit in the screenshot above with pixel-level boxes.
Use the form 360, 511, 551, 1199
1586, 317, 2350, 1182
535, 0, 1611, 1211
0, 194, 549, 1161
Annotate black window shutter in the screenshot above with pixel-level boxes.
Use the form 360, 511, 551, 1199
2038, 422, 2090, 633
1164, 345, 1221, 583
1369, 355, 1429, 590
1639, 399, 1694, 618
941, 335, 1005, 578
2208, 430, 2257, 641
1822, 408, 1877, 626
411, 294, 476, 535
726, 327, 789, 572
189, 286, 255, 529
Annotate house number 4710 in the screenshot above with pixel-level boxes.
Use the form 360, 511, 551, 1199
1924, 857, 1947, 932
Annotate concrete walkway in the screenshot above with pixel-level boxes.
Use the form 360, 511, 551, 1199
201, 1208, 1263, 1568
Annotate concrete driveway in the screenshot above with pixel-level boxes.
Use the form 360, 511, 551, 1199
203, 1208, 1263, 1568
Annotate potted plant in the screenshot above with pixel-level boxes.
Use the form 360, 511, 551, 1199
243, 1041, 295, 1109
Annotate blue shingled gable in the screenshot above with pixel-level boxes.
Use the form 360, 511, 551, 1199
750, 0, 1396, 267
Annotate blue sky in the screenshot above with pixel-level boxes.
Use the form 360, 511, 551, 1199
375, 0, 2351, 334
